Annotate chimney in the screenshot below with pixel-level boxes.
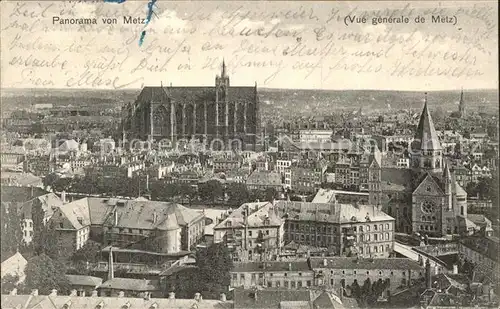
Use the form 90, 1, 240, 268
69, 289, 77, 296
168, 292, 176, 299
91, 290, 99, 297
63, 300, 72, 308
31, 289, 38, 296
61, 191, 66, 204
50, 289, 58, 296
123, 301, 131, 309
144, 292, 151, 300
323, 258, 327, 267
194, 292, 202, 302
113, 210, 118, 226
220, 293, 226, 302
118, 291, 125, 297
10, 288, 17, 295
453, 264, 458, 275
425, 259, 432, 289
108, 247, 114, 280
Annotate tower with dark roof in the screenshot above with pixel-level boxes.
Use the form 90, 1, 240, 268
411, 93, 443, 174
458, 88, 466, 118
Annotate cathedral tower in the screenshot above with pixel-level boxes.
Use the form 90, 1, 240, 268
459, 88, 466, 118
411, 93, 443, 173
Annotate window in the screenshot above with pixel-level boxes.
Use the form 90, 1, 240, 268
366, 226, 370, 231
385, 223, 389, 230
232, 274, 237, 281
385, 233, 389, 240
374, 246, 378, 253
249, 231, 252, 237
240, 274, 245, 280
267, 281, 272, 287
307, 280, 311, 287
298, 281, 303, 287
276, 281, 281, 287
374, 225, 378, 231
374, 234, 378, 241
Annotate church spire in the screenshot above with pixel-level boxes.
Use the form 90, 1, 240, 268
459, 87, 466, 117
415, 92, 442, 151
221, 58, 226, 77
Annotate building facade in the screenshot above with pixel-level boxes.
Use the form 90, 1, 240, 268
276, 201, 395, 258
122, 62, 260, 150
214, 202, 284, 262
230, 261, 314, 289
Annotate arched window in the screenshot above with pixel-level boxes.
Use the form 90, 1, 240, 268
436, 159, 441, 168
153, 106, 169, 136
424, 159, 431, 168
460, 206, 464, 216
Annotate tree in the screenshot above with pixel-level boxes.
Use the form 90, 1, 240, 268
24, 254, 71, 295
226, 183, 250, 206
198, 180, 223, 204
195, 242, 233, 299
264, 187, 278, 202
72, 240, 102, 262
1, 203, 24, 262
1, 274, 20, 294
179, 183, 197, 205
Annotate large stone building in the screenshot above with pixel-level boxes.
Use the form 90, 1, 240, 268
369, 94, 469, 236
49, 197, 206, 255
276, 201, 395, 258
122, 61, 260, 150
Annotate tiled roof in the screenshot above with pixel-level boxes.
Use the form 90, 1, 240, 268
215, 202, 282, 229
312, 291, 344, 309
246, 170, 282, 186
66, 274, 103, 287
1, 295, 231, 309
232, 261, 311, 273
312, 189, 336, 203
275, 201, 393, 224
309, 257, 423, 271
58, 198, 91, 230
233, 288, 312, 309
98, 278, 160, 292
413, 100, 442, 151
89, 198, 204, 230
280, 300, 311, 309
135, 86, 256, 106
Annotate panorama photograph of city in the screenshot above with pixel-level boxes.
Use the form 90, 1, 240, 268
0, 0, 499, 308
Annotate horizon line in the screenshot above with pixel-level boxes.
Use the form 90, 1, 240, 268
1, 87, 498, 92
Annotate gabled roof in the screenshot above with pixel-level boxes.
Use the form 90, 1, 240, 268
1, 294, 230, 309
98, 278, 160, 292
309, 257, 423, 271
215, 202, 282, 229
233, 288, 312, 309
65, 274, 103, 287
57, 198, 91, 230
313, 291, 344, 309
135, 85, 257, 106
413, 99, 442, 151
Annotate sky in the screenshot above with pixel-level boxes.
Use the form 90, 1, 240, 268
0, 1, 498, 90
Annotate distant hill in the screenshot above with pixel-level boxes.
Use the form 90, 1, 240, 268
1, 88, 498, 121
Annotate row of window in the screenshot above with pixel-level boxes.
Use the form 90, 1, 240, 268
287, 223, 392, 233
359, 244, 392, 254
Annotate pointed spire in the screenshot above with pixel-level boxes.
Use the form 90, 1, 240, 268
443, 160, 451, 181
221, 58, 226, 77
415, 92, 442, 151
